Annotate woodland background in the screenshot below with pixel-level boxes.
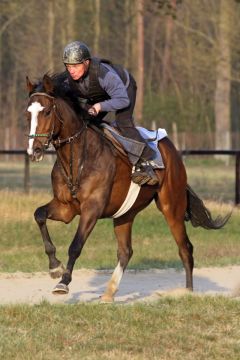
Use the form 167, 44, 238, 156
1, 0, 240, 150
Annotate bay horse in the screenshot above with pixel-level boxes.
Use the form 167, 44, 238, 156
25, 74, 229, 302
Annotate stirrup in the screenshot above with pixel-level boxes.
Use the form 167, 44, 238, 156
131, 161, 159, 186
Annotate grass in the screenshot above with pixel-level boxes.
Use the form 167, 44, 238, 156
0, 157, 55, 191
184, 156, 235, 203
0, 296, 240, 359
0, 156, 240, 272
0, 156, 236, 202
0, 160, 240, 360
0, 189, 239, 273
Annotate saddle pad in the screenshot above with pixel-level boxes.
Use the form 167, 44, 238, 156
136, 127, 167, 169
102, 123, 167, 169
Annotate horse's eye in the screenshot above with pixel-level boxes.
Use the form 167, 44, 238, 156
45, 109, 51, 116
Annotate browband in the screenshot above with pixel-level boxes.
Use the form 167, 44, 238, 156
30, 92, 55, 99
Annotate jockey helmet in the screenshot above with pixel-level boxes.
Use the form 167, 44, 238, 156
63, 41, 91, 64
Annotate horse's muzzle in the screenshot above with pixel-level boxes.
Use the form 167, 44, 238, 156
32, 147, 44, 162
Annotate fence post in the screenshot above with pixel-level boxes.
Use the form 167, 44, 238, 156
24, 152, 30, 194
235, 152, 240, 206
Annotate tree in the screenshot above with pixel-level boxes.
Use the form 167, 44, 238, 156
214, 0, 232, 156
160, 0, 176, 91
135, 0, 144, 123
93, 0, 100, 54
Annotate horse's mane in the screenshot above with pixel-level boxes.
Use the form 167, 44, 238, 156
32, 73, 110, 148
33, 72, 82, 114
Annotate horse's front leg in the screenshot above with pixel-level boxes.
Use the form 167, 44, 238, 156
52, 200, 99, 294
34, 198, 76, 279
101, 217, 134, 303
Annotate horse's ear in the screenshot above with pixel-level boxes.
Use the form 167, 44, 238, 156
43, 74, 54, 95
26, 76, 35, 94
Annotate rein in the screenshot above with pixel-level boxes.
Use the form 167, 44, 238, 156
56, 128, 87, 198
29, 91, 88, 197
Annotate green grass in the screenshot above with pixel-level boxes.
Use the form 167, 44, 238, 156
0, 161, 240, 360
0, 156, 236, 202
0, 190, 239, 273
0, 157, 55, 191
0, 297, 239, 359
0, 156, 238, 273
184, 156, 235, 202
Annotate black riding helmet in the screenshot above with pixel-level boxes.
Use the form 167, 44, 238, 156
63, 41, 91, 64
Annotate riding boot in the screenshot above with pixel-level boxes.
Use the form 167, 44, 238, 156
131, 160, 159, 186
115, 118, 159, 186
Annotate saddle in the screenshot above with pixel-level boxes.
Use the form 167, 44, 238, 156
100, 123, 167, 170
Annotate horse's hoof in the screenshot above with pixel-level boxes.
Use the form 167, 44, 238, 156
100, 294, 114, 303
49, 264, 65, 279
52, 283, 69, 295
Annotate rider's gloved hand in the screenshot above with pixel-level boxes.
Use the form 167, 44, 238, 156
88, 103, 101, 117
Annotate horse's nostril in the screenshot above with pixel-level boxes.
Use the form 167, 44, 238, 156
32, 147, 44, 162
34, 148, 42, 155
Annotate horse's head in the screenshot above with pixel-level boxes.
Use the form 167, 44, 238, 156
26, 74, 62, 161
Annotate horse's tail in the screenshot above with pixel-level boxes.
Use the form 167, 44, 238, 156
185, 184, 231, 229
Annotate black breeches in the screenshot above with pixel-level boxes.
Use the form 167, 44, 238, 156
115, 75, 155, 161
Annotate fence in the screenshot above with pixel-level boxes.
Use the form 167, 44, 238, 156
0, 149, 240, 205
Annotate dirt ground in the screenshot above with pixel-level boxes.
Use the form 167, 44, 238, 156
0, 266, 239, 305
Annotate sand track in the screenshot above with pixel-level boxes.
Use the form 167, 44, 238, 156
0, 266, 239, 305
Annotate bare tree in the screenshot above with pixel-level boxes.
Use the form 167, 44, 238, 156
214, 0, 232, 156
135, 0, 144, 123
48, 0, 55, 73
68, 0, 76, 39
2, 0, 240, 149
124, 0, 131, 69
160, 0, 176, 91
93, 0, 100, 54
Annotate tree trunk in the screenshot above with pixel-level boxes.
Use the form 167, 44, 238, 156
214, 0, 232, 160
48, 0, 55, 73
146, 14, 159, 95
10, 62, 18, 148
135, 0, 144, 123
160, 0, 176, 91
124, 0, 130, 69
0, 35, 2, 145
93, 0, 100, 54
67, 0, 76, 40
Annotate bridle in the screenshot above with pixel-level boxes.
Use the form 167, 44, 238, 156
28, 91, 87, 198
28, 92, 86, 148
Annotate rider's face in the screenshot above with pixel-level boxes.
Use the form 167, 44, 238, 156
66, 60, 89, 80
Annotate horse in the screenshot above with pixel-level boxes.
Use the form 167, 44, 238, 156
25, 73, 229, 302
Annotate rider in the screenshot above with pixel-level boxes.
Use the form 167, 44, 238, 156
62, 41, 159, 186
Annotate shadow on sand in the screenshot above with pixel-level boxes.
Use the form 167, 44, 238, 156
64, 267, 231, 305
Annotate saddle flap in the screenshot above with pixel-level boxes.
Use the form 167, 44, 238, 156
100, 123, 167, 169
101, 123, 145, 165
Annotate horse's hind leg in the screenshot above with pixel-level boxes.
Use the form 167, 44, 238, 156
156, 196, 194, 291
34, 198, 76, 278
101, 217, 134, 303
169, 220, 194, 290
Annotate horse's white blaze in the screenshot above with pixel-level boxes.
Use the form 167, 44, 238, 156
27, 101, 44, 155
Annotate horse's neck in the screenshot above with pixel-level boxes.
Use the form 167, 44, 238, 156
56, 99, 111, 162
58, 99, 83, 138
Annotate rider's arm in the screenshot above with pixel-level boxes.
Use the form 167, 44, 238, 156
98, 69, 130, 112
